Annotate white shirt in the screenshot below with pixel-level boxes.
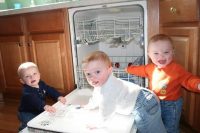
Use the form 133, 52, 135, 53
85, 74, 142, 121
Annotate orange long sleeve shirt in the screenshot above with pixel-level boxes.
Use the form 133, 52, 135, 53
126, 61, 200, 100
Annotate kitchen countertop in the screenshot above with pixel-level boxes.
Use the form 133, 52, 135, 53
0, 0, 137, 16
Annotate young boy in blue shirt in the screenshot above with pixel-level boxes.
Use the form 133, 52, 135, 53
17, 62, 66, 131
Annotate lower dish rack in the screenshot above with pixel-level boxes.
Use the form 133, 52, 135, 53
76, 55, 145, 89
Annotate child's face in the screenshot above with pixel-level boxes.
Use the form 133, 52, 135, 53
83, 60, 112, 88
20, 67, 40, 88
148, 40, 174, 68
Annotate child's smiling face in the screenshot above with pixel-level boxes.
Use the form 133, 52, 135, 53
20, 67, 40, 88
148, 40, 174, 68
83, 60, 112, 88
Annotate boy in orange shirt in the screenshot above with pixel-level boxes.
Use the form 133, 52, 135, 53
126, 34, 200, 133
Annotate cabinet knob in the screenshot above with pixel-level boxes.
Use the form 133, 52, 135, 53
17, 42, 22, 46
27, 42, 31, 46
170, 7, 177, 14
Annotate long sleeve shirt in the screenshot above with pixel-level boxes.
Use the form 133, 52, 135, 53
18, 80, 61, 115
85, 74, 141, 121
126, 61, 200, 100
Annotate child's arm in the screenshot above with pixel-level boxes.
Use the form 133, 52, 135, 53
125, 65, 149, 78
57, 96, 66, 104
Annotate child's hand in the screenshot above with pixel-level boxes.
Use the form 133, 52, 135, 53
44, 105, 56, 113
58, 96, 66, 104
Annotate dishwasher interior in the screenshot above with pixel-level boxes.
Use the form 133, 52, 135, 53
69, 1, 148, 89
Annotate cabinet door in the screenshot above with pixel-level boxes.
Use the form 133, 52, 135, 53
0, 15, 23, 35
160, 0, 199, 23
0, 36, 28, 95
28, 33, 74, 94
160, 26, 199, 128
25, 9, 65, 33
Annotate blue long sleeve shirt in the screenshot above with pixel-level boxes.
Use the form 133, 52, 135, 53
18, 80, 61, 115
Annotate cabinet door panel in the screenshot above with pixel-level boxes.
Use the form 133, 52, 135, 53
0, 36, 27, 94
29, 33, 68, 93
0, 9, 75, 98
160, 0, 199, 23
0, 15, 23, 35
193, 94, 200, 132
160, 26, 199, 127
161, 27, 198, 73
171, 37, 189, 69
25, 9, 64, 33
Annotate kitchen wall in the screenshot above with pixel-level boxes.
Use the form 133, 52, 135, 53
0, 0, 7, 10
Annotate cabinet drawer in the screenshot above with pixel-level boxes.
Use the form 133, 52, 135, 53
160, 0, 199, 23
25, 9, 65, 33
0, 15, 23, 35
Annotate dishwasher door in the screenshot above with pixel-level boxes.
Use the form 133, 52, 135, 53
27, 88, 136, 133
68, 1, 148, 89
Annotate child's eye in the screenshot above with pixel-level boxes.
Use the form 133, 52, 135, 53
86, 73, 91, 77
154, 53, 158, 55
95, 70, 100, 74
164, 51, 169, 54
25, 75, 30, 79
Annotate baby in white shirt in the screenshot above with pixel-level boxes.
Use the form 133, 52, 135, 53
82, 51, 167, 133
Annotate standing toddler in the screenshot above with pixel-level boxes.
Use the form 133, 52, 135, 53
126, 34, 200, 133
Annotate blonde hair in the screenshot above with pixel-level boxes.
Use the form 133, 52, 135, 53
148, 34, 174, 50
17, 62, 38, 78
82, 51, 112, 68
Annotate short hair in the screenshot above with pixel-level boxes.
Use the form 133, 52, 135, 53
148, 34, 174, 49
82, 51, 112, 68
17, 62, 38, 78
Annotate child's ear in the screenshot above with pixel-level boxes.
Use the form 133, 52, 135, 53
108, 66, 113, 73
19, 79, 25, 84
147, 52, 152, 62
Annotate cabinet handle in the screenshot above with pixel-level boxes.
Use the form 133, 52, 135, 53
17, 42, 22, 46
27, 42, 31, 46
170, 7, 177, 14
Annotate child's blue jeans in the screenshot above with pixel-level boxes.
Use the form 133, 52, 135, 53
18, 112, 37, 131
160, 98, 183, 133
133, 89, 167, 133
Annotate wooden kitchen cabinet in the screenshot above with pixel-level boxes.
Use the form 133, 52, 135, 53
160, 27, 199, 73
160, 0, 200, 132
160, 0, 199, 23
24, 9, 65, 33
0, 15, 23, 35
0, 9, 75, 99
161, 26, 200, 132
160, 27, 199, 127
28, 33, 70, 93
24, 9, 75, 94
0, 35, 28, 95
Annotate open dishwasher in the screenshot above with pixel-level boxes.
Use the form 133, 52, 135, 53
69, 1, 148, 89
26, 0, 147, 132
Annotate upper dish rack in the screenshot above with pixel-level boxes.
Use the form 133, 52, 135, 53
74, 17, 144, 45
